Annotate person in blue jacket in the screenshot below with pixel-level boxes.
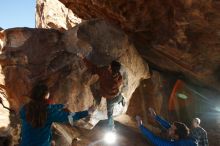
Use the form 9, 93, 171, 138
19, 83, 95, 146
136, 107, 198, 146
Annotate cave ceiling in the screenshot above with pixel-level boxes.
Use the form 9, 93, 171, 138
58, 0, 220, 92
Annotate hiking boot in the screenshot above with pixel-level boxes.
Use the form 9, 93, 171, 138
121, 97, 125, 106
118, 96, 126, 107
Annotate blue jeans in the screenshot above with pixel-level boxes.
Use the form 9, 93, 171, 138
106, 93, 123, 128
90, 84, 124, 128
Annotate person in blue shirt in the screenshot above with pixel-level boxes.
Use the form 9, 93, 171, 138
19, 83, 95, 146
136, 107, 198, 146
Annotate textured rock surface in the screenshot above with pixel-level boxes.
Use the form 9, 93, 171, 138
1, 0, 220, 145
0, 20, 150, 145
0, 97, 10, 128
127, 71, 167, 124
0, 20, 149, 130
36, 0, 82, 31
58, 0, 220, 92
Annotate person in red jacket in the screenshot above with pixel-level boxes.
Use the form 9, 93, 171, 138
78, 53, 126, 130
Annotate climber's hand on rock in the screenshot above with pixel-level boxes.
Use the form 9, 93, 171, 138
148, 107, 156, 118
136, 116, 143, 127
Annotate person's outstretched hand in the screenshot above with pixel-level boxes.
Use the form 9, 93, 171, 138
148, 107, 156, 118
136, 116, 143, 127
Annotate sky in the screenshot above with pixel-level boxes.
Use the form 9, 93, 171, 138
0, 0, 36, 29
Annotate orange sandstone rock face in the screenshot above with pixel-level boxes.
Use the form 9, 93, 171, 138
0, 20, 150, 145
34, 0, 220, 145
0, 20, 149, 127
57, 0, 220, 92
36, 0, 82, 31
